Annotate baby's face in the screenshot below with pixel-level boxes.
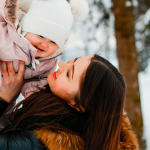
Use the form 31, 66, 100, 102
25, 33, 59, 58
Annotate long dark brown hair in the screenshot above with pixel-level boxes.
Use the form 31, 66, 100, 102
6, 90, 87, 135
78, 54, 126, 150
6, 54, 126, 150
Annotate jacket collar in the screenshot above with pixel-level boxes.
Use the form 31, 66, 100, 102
5, 0, 19, 27
119, 111, 139, 150
34, 128, 84, 150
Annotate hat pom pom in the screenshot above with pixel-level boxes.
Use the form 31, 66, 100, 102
70, 0, 89, 21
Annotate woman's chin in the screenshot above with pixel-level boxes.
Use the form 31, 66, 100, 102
46, 74, 50, 83
47, 73, 54, 85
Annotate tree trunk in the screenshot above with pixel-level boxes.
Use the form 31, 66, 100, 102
111, 0, 146, 149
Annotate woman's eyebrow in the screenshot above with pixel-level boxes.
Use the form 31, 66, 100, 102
74, 57, 79, 62
72, 57, 79, 79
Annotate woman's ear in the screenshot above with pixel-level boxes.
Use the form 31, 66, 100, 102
68, 103, 85, 112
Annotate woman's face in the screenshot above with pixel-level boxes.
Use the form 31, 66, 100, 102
47, 55, 92, 104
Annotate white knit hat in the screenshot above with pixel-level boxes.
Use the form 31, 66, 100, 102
20, 0, 89, 50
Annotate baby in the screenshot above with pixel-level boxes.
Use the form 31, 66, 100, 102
0, 0, 89, 97
0, 0, 89, 130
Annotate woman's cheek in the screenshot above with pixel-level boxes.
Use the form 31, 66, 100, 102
56, 80, 64, 90
51, 83, 65, 98
56, 79, 69, 92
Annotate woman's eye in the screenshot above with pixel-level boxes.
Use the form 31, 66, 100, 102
39, 35, 44, 38
66, 70, 69, 77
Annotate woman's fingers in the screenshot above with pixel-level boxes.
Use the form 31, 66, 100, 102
17, 60, 25, 80
1, 61, 8, 77
1, 61, 9, 84
0, 60, 25, 103
2, 60, 25, 80
7, 61, 16, 79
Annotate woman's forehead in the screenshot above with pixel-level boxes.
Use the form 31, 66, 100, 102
74, 55, 92, 65
73, 55, 92, 78
67, 55, 93, 63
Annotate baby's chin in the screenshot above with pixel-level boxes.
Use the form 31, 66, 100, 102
35, 52, 44, 58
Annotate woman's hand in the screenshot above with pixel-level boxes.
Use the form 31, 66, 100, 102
0, 61, 25, 103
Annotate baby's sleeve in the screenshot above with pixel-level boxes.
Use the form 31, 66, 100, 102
21, 58, 58, 97
21, 79, 48, 97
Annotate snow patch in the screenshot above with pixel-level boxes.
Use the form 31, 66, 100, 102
125, 1, 132, 7
144, 9, 150, 24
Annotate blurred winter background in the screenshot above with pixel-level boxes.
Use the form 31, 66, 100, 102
18, 0, 150, 149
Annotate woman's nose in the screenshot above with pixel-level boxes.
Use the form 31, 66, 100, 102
58, 62, 69, 73
40, 42, 48, 48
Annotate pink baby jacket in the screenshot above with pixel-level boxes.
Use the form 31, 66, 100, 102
0, 0, 63, 130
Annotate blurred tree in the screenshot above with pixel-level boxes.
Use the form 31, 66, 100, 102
71, 0, 112, 57
135, 0, 150, 72
111, 0, 145, 149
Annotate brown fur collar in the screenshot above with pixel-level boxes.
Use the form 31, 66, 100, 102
34, 112, 139, 150
4, 0, 19, 25
34, 129, 84, 150
119, 111, 139, 150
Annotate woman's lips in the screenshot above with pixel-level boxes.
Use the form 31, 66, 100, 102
53, 71, 57, 81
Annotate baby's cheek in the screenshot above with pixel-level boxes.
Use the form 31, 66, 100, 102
46, 48, 57, 57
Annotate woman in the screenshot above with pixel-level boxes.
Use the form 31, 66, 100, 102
0, 55, 139, 150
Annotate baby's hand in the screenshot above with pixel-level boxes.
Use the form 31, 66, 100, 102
25, 92, 34, 98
